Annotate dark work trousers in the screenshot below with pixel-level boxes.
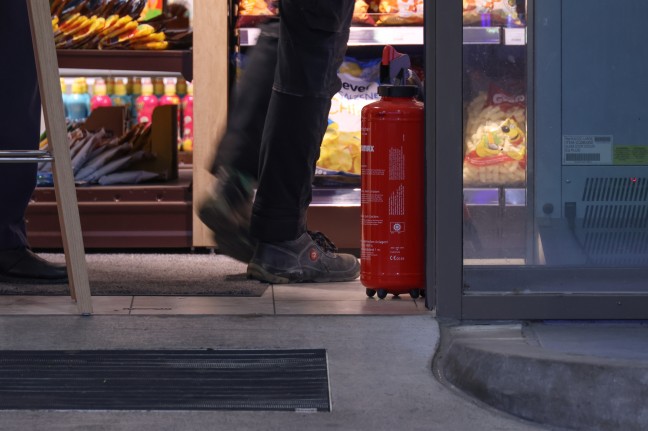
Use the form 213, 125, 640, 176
214, 0, 354, 243
211, 21, 280, 180
0, 1, 41, 251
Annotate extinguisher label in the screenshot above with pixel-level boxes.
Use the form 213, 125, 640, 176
361, 190, 383, 204
361, 214, 383, 227
389, 147, 405, 180
388, 184, 405, 215
390, 222, 405, 233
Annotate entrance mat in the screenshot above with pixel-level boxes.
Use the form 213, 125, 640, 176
0, 253, 268, 297
0, 349, 330, 411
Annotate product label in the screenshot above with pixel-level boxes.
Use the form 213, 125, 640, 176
613, 145, 648, 165
562, 135, 613, 165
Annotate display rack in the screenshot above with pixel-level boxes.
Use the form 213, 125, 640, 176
239, 26, 526, 47
26, 49, 195, 249
57, 49, 193, 80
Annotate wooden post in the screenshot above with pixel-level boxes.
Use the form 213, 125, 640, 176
192, 0, 229, 247
27, 0, 93, 315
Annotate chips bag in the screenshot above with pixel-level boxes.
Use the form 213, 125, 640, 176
463, 84, 527, 186
316, 57, 381, 176
352, 0, 376, 26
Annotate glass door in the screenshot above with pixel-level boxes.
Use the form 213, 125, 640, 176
430, 0, 648, 319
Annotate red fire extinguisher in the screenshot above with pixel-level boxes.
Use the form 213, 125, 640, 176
360, 47, 425, 300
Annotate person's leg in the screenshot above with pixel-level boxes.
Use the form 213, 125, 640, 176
0, 1, 40, 250
210, 20, 280, 179
251, 0, 354, 241
0, 2, 67, 283
198, 21, 280, 263
247, 0, 360, 283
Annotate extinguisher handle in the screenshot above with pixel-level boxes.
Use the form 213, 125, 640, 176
380, 45, 411, 85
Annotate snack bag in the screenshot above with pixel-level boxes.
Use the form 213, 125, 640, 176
236, 0, 279, 27
353, 0, 376, 26
463, 0, 522, 27
463, 84, 527, 186
368, 0, 424, 26
317, 120, 360, 174
316, 57, 381, 176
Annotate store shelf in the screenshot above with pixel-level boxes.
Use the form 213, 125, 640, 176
312, 187, 360, 207
239, 26, 526, 47
238, 26, 423, 47
348, 26, 424, 45
464, 187, 526, 206
26, 170, 193, 249
464, 27, 526, 45
56, 49, 193, 81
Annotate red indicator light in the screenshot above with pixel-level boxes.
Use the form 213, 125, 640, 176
630, 177, 638, 183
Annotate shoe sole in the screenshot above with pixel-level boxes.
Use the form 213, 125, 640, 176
247, 262, 360, 284
198, 203, 255, 263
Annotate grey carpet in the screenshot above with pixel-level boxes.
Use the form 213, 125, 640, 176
0, 253, 268, 297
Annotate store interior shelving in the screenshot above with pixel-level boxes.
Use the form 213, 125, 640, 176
28, 2, 528, 250
233, 20, 530, 254
26, 49, 195, 249
239, 26, 526, 47
56, 49, 193, 81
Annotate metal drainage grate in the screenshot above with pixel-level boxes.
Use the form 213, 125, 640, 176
0, 349, 330, 411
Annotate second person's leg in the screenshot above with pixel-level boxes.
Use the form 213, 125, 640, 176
247, 0, 360, 283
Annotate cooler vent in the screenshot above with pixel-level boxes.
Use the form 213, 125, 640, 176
580, 202, 648, 265
581, 177, 648, 202
582, 205, 648, 229
583, 230, 648, 266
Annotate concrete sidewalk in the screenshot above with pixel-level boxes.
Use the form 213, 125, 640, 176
0, 315, 543, 431
435, 320, 648, 431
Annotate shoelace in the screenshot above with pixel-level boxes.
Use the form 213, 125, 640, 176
307, 231, 338, 253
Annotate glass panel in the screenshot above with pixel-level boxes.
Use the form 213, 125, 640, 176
463, 0, 648, 294
461, 0, 528, 264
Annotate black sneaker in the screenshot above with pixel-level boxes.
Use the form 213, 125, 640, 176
198, 167, 256, 263
247, 231, 360, 283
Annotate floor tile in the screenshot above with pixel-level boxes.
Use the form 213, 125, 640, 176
0, 296, 132, 315
272, 281, 368, 301
129, 295, 275, 315
274, 297, 427, 315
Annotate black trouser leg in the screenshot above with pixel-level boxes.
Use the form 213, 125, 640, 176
251, 93, 331, 241
250, 0, 354, 242
0, 1, 40, 250
211, 21, 279, 180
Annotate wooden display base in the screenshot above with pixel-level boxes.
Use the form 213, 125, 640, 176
26, 170, 192, 249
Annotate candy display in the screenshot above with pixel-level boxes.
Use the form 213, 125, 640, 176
51, 0, 192, 50
236, 0, 279, 27
367, 0, 424, 26
235, 0, 423, 27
